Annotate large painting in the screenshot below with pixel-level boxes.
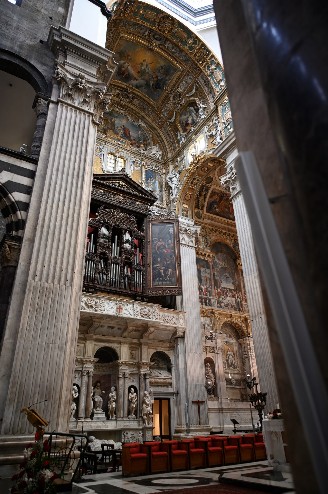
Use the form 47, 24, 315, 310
146, 220, 181, 295
196, 243, 243, 311
206, 189, 235, 220
101, 110, 152, 150
114, 39, 177, 101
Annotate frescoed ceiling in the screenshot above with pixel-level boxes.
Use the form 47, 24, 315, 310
104, 0, 224, 161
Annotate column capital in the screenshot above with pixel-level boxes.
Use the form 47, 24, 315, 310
179, 217, 200, 248
220, 160, 241, 198
48, 26, 116, 119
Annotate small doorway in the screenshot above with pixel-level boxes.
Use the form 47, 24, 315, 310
153, 399, 170, 439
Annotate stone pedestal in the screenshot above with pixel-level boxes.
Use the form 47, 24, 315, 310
93, 410, 106, 422
263, 419, 289, 472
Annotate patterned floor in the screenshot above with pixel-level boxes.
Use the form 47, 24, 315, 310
72, 462, 295, 494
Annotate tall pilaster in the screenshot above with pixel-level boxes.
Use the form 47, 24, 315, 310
221, 160, 279, 412
179, 218, 209, 430
0, 27, 115, 434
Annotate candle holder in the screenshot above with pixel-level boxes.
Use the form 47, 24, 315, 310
245, 374, 267, 432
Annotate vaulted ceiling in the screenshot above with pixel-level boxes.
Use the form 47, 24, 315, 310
103, 0, 224, 161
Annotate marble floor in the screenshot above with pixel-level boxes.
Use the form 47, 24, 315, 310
72, 462, 295, 494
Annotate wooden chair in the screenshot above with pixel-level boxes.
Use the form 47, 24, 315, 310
181, 439, 207, 469
144, 441, 170, 474
214, 436, 240, 465
122, 442, 149, 477
195, 436, 224, 467
229, 435, 254, 463
162, 440, 189, 472
254, 433, 267, 460
80, 451, 98, 475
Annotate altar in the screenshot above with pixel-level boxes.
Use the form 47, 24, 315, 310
262, 419, 289, 472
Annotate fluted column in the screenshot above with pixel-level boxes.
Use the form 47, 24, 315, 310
173, 330, 186, 428
85, 369, 94, 419
78, 370, 88, 420
179, 218, 208, 428
0, 27, 115, 434
221, 161, 278, 412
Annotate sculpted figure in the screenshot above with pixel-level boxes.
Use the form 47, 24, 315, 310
108, 386, 117, 419
142, 391, 153, 426
128, 387, 138, 418
205, 362, 215, 396
92, 381, 105, 411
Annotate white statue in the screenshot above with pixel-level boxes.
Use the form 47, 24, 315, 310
92, 381, 105, 411
167, 170, 180, 199
142, 391, 153, 426
70, 384, 79, 419
128, 387, 138, 418
108, 386, 117, 419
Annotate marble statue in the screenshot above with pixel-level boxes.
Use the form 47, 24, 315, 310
141, 391, 153, 426
128, 387, 138, 418
167, 170, 180, 199
92, 381, 105, 411
108, 386, 117, 419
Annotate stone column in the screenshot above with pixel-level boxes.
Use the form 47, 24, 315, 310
173, 329, 187, 430
85, 369, 94, 420
179, 218, 209, 432
78, 369, 88, 420
30, 96, 49, 159
221, 160, 279, 412
0, 27, 115, 435
117, 371, 124, 418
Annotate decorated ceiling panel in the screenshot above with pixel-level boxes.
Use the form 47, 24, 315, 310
103, 0, 225, 159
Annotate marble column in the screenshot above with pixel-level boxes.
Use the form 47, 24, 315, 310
179, 218, 209, 431
85, 370, 94, 420
117, 371, 124, 418
78, 370, 88, 420
221, 160, 279, 413
0, 238, 21, 344
30, 95, 49, 159
173, 330, 187, 429
0, 27, 115, 434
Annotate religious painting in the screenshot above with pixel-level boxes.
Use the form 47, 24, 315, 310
206, 189, 235, 220
101, 110, 152, 150
179, 102, 200, 133
196, 243, 243, 311
196, 258, 212, 306
146, 219, 181, 295
114, 39, 177, 101
212, 243, 242, 311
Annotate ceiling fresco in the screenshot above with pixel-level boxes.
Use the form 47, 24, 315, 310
101, 110, 154, 150
114, 39, 178, 101
104, 0, 225, 160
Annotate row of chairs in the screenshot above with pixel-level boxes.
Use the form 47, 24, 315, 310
122, 433, 266, 476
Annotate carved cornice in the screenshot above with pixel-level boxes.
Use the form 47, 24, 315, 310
80, 293, 186, 329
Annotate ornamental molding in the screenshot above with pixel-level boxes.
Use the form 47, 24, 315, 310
80, 293, 185, 329
220, 160, 241, 198
55, 63, 107, 115
178, 217, 200, 247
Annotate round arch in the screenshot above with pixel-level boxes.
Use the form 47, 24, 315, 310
0, 183, 24, 238
0, 49, 49, 97
94, 346, 119, 363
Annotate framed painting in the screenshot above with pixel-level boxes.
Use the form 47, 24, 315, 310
146, 219, 182, 295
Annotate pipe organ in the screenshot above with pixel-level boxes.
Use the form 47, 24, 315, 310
83, 173, 157, 297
